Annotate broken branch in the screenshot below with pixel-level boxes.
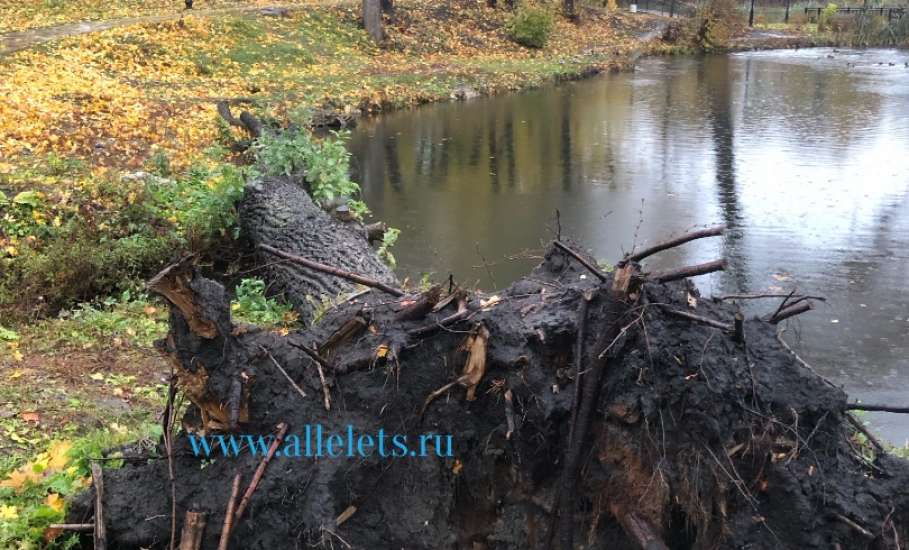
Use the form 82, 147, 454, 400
233, 422, 289, 521
648, 259, 726, 283
716, 293, 826, 302
552, 241, 608, 282
846, 403, 909, 414
49, 523, 94, 532
662, 307, 732, 331
216, 100, 262, 139
177, 511, 207, 550
91, 462, 107, 550
218, 473, 242, 550
259, 244, 404, 297
769, 301, 813, 324
624, 225, 725, 264
260, 346, 307, 400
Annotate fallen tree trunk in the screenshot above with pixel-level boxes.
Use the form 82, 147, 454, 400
240, 175, 397, 322
68, 196, 909, 549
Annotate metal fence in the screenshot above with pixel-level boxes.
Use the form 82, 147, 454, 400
618, 0, 697, 17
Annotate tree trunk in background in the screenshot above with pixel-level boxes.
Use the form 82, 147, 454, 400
564, 0, 576, 20
363, 0, 384, 42
380, 0, 394, 14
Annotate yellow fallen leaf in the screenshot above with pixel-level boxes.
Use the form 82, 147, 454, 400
46, 493, 64, 513
0, 469, 40, 491
0, 504, 18, 520
47, 441, 72, 470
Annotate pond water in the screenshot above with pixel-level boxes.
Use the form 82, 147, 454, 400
347, 48, 909, 444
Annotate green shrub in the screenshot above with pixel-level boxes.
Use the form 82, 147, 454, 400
818, 2, 838, 31
253, 131, 368, 218
1, 162, 246, 319
231, 278, 298, 328
377, 227, 400, 268
506, 6, 554, 49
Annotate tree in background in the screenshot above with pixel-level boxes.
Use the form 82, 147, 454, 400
363, 0, 384, 42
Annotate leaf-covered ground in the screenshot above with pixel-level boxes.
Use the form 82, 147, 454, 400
1, 3, 655, 175
0, 0, 325, 34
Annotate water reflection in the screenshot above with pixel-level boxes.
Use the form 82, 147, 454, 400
347, 48, 909, 443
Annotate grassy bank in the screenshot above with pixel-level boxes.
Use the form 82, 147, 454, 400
1, 2, 659, 321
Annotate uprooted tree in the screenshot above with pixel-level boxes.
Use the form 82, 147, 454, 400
67, 168, 909, 550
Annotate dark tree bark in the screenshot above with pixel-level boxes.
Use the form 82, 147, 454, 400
362, 0, 384, 42
240, 176, 396, 322
380, 0, 394, 14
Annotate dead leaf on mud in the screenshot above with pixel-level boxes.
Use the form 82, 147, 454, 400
461, 324, 490, 401
686, 292, 698, 309
19, 411, 41, 423
480, 295, 501, 310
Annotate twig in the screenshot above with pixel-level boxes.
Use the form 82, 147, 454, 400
661, 307, 731, 331
409, 297, 472, 338
552, 241, 608, 282
91, 462, 107, 550
623, 225, 725, 264
716, 293, 826, 302
475, 242, 497, 290
569, 291, 592, 446
846, 413, 884, 452
776, 329, 839, 390
846, 403, 909, 414
259, 345, 307, 400
504, 389, 516, 440
48, 524, 94, 532
312, 341, 332, 411
420, 375, 470, 417
733, 311, 745, 344
769, 301, 813, 324
233, 423, 289, 521
647, 259, 726, 283
258, 244, 404, 297
164, 369, 178, 550
768, 289, 796, 323
288, 341, 334, 373
218, 473, 242, 550
336, 505, 357, 527
833, 512, 874, 539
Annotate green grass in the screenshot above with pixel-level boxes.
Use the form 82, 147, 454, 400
0, 422, 163, 549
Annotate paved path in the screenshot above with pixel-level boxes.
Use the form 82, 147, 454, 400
0, 3, 339, 56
